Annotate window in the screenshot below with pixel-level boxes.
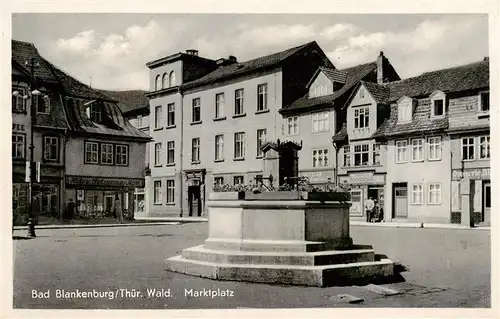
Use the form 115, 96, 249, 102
427, 137, 442, 160
234, 176, 244, 185
312, 111, 329, 133
354, 107, 369, 129
137, 115, 143, 128
343, 146, 350, 167
154, 143, 162, 166
167, 103, 175, 127
353, 144, 369, 166
257, 129, 267, 158
215, 93, 224, 118
12, 87, 26, 112
154, 105, 162, 129
101, 143, 114, 164
480, 136, 490, 159
167, 141, 175, 165
85, 142, 99, 164
479, 92, 489, 112
36, 95, 50, 114
235, 89, 244, 115
155, 75, 161, 91
154, 181, 162, 204
192, 98, 201, 123
162, 73, 168, 89
428, 183, 442, 205
43, 136, 58, 161
398, 99, 412, 122
169, 71, 176, 87
234, 132, 245, 159
373, 143, 381, 165
115, 145, 128, 165
411, 139, 424, 162
257, 84, 268, 111
12, 134, 25, 159
462, 137, 475, 160
432, 99, 444, 117
215, 135, 224, 161
396, 140, 408, 163
214, 177, 224, 186
411, 184, 423, 205
192, 138, 200, 163
166, 180, 175, 203
359, 87, 365, 98
312, 149, 329, 168
287, 116, 299, 135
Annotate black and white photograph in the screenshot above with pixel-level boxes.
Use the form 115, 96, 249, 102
3, 1, 498, 317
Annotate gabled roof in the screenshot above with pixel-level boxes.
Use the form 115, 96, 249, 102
261, 140, 303, 153
306, 67, 347, 88
12, 40, 58, 83
181, 41, 320, 91
332, 123, 348, 142
283, 61, 377, 112
384, 59, 489, 102
99, 90, 148, 114
361, 81, 390, 104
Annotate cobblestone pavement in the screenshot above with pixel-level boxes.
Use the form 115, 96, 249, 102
12, 223, 491, 309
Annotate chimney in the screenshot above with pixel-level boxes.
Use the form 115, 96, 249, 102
186, 49, 199, 56
377, 51, 385, 84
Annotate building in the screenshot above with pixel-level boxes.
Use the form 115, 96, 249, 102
372, 58, 489, 224
145, 41, 334, 217
11, 39, 150, 221
101, 90, 150, 217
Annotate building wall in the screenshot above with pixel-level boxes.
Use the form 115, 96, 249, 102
385, 134, 451, 223
346, 85, 379, 141
65, 137, 146, 178
149, 60, 183, 92
308, 71, 333, 98
182, 71, 283, 192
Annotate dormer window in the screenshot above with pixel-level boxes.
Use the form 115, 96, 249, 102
397, 96, 413, 123
90, 104, 102, 123
430, 90, 446, 118
36, 95, 50, 114
479, 91, 489, 112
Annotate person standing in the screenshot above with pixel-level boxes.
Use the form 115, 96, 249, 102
365, 197, 375, 222
113, 194, 123, 223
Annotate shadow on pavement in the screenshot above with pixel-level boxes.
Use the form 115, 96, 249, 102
12, 236, 34, 240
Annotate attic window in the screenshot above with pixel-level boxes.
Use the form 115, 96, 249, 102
90, 104, 102, 123
432, 100, 444, 117
397, 97, 412, 123
359, 87, 365, 98
479, 91, 489, 112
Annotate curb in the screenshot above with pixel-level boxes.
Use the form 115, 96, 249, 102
134, 217, 208, 223
13, 222, 180, 231
351, 221, 490, 230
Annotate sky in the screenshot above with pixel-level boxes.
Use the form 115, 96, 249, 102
12, 13, 489, 91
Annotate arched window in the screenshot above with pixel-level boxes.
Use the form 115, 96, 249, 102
155, 75, 161, 91
162, 73, 168, 89
169, 71, 176, 87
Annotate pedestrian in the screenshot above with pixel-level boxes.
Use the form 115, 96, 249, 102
113, 194, 123, 223
365, 197, 375, 222
67, 199, 75, 220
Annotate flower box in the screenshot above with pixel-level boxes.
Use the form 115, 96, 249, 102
209, 191, 246, 201
245, 191, 302, 201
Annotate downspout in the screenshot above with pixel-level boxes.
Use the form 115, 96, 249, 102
179, 85, 184, 217
332, 140, 338, 187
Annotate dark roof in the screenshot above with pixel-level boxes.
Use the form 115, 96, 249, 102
332, 123, 348, 142
320, 67, 347, 84
284, 61, 377, 111
361, 81, 390, 104
373, 102, 449, 139
181, 41, 318, 90
12, 40, 58, 83
45, 60, 116, 102
98, 90, 148, 114
384, 60, 489, 102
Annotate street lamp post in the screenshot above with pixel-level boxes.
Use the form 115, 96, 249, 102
13, 57, 41, 238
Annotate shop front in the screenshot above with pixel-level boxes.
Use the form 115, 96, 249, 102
451, 168, 490, 225
339, 171, 386, 221
299, 169, 335, 185
65, 175, 145, 220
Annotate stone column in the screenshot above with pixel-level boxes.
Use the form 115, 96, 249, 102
460, 178, 474, 227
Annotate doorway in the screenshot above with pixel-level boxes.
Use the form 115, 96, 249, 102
105, 195, 114, 218
188, 185, 201, 217
483, 181, 491, 224
392, 183, 408, 218
368, 186, 385, 220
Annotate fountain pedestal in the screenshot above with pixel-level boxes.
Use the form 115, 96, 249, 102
166, 196, 394, 287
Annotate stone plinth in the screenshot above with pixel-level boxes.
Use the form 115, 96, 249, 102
166, 198, 395, 287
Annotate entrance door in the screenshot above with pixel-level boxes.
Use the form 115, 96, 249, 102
393, 184, 408, 218
188, 186, 201, 217
483, 181, 491, 224
105, 195, 114, 217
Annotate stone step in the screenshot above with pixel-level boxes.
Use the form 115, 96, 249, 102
203, 238, 360, 252
182, 245, 376, 266
165, 255, 394, 287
